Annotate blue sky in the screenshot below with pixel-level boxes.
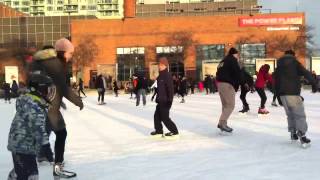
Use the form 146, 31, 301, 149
259, 0, 320, 53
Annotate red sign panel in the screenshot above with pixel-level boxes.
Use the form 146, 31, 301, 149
239, 16, 303, 27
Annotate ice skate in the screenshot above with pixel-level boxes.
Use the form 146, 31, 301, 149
271, 101, 278, 107
258, 108, 269, 116
53, 162, 76, 179
150, 131, 164, 138
239, 106, 249, 114
164, 132, 180, 140
290, 131, 299, 143
217, 124, 233, 135
297, 132, 311, 148
180, 99, 185, 103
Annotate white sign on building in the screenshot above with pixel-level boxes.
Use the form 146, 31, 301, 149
5, 66, 19, 85
311, 57, 320, 74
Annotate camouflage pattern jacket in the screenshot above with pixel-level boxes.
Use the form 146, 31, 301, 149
7, 93, 49, 155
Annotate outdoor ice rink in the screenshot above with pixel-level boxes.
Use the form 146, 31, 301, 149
1, 90, 320, 180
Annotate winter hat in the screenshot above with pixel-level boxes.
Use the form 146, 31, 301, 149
228, 47, 239, 55
55, 38, 74, 52
159, 57, 169, 67
285, 49, 295, 56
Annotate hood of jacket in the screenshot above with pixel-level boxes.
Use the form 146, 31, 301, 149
277, 54, 295, 68
33, 49, 57, 61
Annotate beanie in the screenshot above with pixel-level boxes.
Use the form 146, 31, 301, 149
228, 47, 239, 55
159, 57, 169, 67
55, 38, 74, 52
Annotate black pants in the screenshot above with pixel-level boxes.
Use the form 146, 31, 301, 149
240, 86, 249, 107
5, 92, 11, 101
154, 103, 178, 134
78, 88, 86, 97
98, 89, 105, 102
256, 88, 267, 109
114, 89, 118, 97
9, 153, 38, 180
54, 128, 67, 163
272, 94, 282, 105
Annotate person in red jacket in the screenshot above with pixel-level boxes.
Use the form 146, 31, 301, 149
255, 64, 272, 114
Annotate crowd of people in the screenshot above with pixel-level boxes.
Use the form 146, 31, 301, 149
1, 38, 319, 179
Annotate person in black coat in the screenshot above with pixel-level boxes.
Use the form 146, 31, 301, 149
113, 80, 119, 97
11, 80, 19, 98
136, 76, 148, 106
96, 74, 106, 104
78, 78, 86, 98
275, 50, 317, 144
30, 38, 83, 178
151, 57, 179, 138
238, 67, 254, 113
3, 82, 11, 103
178, 76, 187, 103
216, 47, 242, 133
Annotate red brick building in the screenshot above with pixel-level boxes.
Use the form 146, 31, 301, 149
71, 12, 306, 86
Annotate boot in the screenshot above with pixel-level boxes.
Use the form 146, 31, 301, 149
239, 105, 249, 113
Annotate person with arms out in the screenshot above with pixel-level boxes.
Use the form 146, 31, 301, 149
151, 57, 179, 138
216, 48, 242, 133
78, 78, 86, 98
274, 50, 317, 148
30, 38, 83, 178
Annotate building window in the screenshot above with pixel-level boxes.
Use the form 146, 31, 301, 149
239, 43, 266, 75
47, 0, 53, 4
117, 47, 145, 81
47, 7, 53, 11
81, 6, 86, 10
14, 1, 19, 6
196, 44, 225, 81
156, 46, 184, 77
57, 6, 63, 11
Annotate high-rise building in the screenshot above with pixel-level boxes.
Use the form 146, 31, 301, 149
136, 0, 260, 17
0, 0, 124, 19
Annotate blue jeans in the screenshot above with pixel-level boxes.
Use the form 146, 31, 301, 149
136, 89, 146, 106
8, 153, 38, 180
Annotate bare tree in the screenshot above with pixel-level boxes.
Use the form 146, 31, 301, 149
73, 36, 99, 77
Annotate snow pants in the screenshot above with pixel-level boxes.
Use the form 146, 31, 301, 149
8, 153, 38, 180
217, 82, 235, 126
280, 96, 308, 134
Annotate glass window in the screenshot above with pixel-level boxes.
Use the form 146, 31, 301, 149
116, 47, 146, 81
239, 43, 266, 75
196, 44, 225, 81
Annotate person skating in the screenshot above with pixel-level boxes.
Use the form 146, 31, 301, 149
11, 80, 19, 98
274, 50, 317, 148
78, 78, 86, 98
113, 80, 119, 97
255, 64, 272, 115
239, 65, 254, 113
178, 76, 187, 103
3, 82, 11, 104
96, 74, 106, 105
136, 75, 148, 106
216, 47, 242, 133
151, 57, 179, 138
7, 73, 53, 180
270, 72, 282, 107
150, 80, 157, 102
30, 38, 83, 178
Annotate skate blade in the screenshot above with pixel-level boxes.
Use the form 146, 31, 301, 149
163, 135, 180, 140
301, 143, 311, 149
218, 131, 233, 136
150, 134, 164, 139
258, 113, 269, 117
